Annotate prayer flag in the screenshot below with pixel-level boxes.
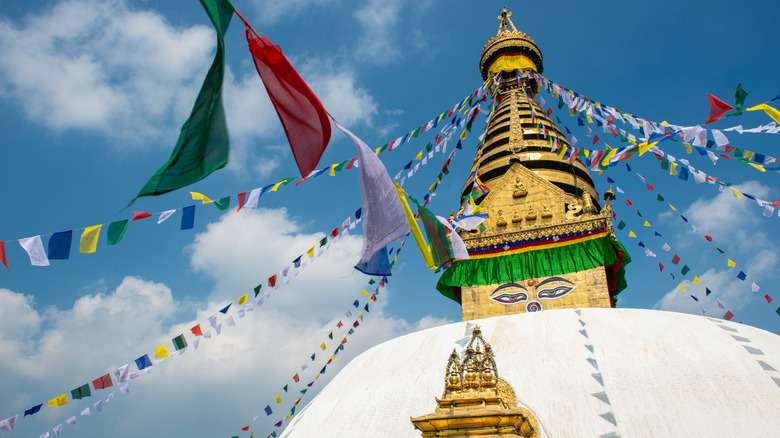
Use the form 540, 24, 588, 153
737, 271, 746, 281
135, 354, 153, 370
734, 83, 748, 115
274, 394, 282, 404
238, 294, 248, 305
107, 220, 129, 245
172, 334, 188, 351
723, 311, 734, 321
691, 295, 698, 302
132, 211, 152, 220
71, 384, 91, 400
681, 265, 690, 275
717, 299, 726, 309
24, 404, 43, 416
0, 414, 17, 432
181, 205, 196, 230
671, 254, 680, 265
765, 294, 773, 304
705, 288, 712, 296
678, 284, 685, 291
265, 406, 272, 415
92, 374, 112, 390
320, 342, 326, 350
133, 0, 233, 200
48, 231, 73, 260
705, 94, 733, 124
268, 274, 277, 288
335, 121, 409, 269
693, 276, 700, 284
752, 282, 760, 292
49, 394, 69, 407
19, 235, 50, 266
746, 103, 780, 124
0, 241, 6, 270
617, 220, 625, 230
220, 304, 231, 314
245, 26, 331, 177
153, 344, 171, 360
659, 263, 664, 272
191, 324, 203, 336
727, 259, 736, 267
412, 198, 455, 269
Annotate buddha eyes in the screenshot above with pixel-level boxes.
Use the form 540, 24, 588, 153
490, 292, 528, 304
536, 284, 575, 299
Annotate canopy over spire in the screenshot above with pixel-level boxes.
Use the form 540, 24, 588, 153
479, 7, 543, 80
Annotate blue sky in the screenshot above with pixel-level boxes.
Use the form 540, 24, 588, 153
0, 0, 778, 437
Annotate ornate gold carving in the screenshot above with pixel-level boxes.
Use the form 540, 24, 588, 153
565, 200, 582, 221
495, 210, 508, 227
512, 177, 528, 198
541, 204, 552, 218
511, 210, 522, 223
509, 91, 525, 154
411, 326, 539, 437
461, 213, 612, 250
525, 205, 537, 221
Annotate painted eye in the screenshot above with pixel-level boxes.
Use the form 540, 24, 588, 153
537, 284, 575, 299
490, 292, 528, 304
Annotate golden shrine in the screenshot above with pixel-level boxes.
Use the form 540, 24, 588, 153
436, 8, 629, 321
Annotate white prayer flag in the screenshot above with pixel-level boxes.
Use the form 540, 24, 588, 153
226, 316, 235, 326
19, 236, 50, 266
717, 299, 726, 309
80, 407, 90, 416
245, 187, 262, 209
711, 129, 729, 147
120, 384, 129, 394
41, 432, 50, 438
764, 205, 775, 217
752, 282, 760, 292
193, 337, 201, 349
208, 314, 218, 329
157, 210, 175, 224
53, 424, 63, 435
645, 249, 656, 258
106, 391, 115, 402
334, 120, 410, 264
94, 400, 103, 413
66, 416, 76, 425
115, 364, 130, 382
662, 243, 671, 252
0, 414, 18, 432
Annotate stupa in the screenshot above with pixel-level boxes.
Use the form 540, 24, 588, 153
280, 8, 780, 438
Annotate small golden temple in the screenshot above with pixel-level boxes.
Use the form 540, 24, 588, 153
436, 7, 629, 321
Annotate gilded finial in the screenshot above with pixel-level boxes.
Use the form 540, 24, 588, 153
497, 7, 518, 33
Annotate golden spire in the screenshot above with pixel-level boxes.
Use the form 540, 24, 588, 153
497, 7, 518, 33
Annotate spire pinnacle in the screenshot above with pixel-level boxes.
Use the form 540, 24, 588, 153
497, 7, 518, 33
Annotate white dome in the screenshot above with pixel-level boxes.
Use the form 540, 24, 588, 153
282, 308, 780, 437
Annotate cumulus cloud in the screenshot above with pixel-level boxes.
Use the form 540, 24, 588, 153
354, 0, 404, 65
0, 0, 213, 142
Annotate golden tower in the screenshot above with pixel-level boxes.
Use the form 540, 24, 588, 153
436, 8, 630, 321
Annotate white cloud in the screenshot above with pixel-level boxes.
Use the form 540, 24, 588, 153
354, 0, 403, 65
299, 58, 378, 127
0, 0, 213, 142
247, 0, 339, 26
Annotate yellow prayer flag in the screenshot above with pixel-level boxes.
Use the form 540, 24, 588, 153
361, 289, 368, 296
328, 164, 338, 177
678, 284, 686, 291
643, 221, 651, 227
286, 412, 291, 421
238, 294, 248, 306
743, 150, 755, 161
693, 276, 701, 284
80, 225, 102, 254
727, 259, 736, 267
319, 342, 326, 350
274, 394, 282, 404
415, 151, 423, 160
731, 188, 741, 199
358, 312, 363, 319
374, 146, 382, 155
48, 394, 69, 407
460, 129, 468, 140
637, 142, 652, 156
394, 182, 435, 269
154, 344, 171, 360
586, 114, 593, 124
683, 143, 692, 154
306, 246, 315, 258
746, 103, 780, 124
270, 180, 286, 192
190, 192, 213, 204
669, 162, 678, 175
557, 145, 568, 159
628, 231, 636, 238
749, 163, 766, 172
669, 204, 677, 211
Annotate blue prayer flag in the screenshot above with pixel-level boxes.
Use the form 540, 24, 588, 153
48, 230, 73, 260
265, 405, 272, 415
181, 205, 196, 230
24, 403, 43, 416
219, 304, 231, 314
135, 354, 152, 370
737, 271, 746, 281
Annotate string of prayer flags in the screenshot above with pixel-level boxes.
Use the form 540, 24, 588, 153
132, 0, 233, 202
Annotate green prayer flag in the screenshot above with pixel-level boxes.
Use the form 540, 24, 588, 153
681, 265, 690, 275
717, 247, 724, 254
333, 160, 348, 172
107, 220, 129, 245
348, 328, 355, 335
660, 157, 669, 170
557, 98, 564, 109
328, 332, 333, 340
319, 237, 328, 247
133, 0, 234, 202
425, 143, 433, 152
735, 83, 748, 115
71, 384, 91, 400
411, 198, 454, 268
656, 194, 664, 202
283, 385, 288, 393
368, 279, 376, 285
776, 305, 780, 318
254, 284, 262, 297
617, 220, 626, 230
172, 334, 188, 351
214, 196, 231, 211
300, 388, 308, 394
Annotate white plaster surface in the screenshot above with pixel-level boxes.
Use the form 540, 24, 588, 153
282, 308, 780, 437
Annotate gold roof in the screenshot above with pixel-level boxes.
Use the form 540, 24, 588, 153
479, 8, 543, 79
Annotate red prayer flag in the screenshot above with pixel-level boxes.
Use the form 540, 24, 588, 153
646, 184, 654, 191
593, 135, 600, 145
245, 28, 331, 177
190, 324, 203, 337
330, 228, 339, 237
132, 211, 152, 221
703, 235, 713, 242
353, 320, 359, 328
546, 107, 553, 116
336, 321, 343, 328
765, 294, 773, 304
0, 241, 7, 271
92, 373, 113, 390
723, 310, 735, 321
625, 199, 633, 206
268, 274, 277, 288
671, 254, 681, 265
236, 192, 247, 212
344, 157, 357, 170
293, 373, 300, 383
705, 94, 734, 124
659, 263, 664, 272
242, 426, 250, 431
